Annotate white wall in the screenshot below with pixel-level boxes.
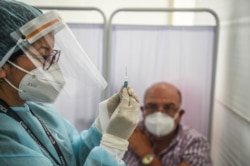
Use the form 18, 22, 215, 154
19, 0, 170, 24
18, 0, 198, 25
196, 0, 250, 165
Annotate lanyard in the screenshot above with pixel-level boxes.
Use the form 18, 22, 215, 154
0, 99, 67, 166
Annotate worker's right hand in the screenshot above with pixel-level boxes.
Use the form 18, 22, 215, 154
95, 86, 139, 133
101, 87, 140, 151
106, 92, 120, 117
95, 92, 120, 133
106, 86, 139, 117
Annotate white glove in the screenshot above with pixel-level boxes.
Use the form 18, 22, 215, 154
95, 86, 139, 133
101, 87, 140, 151
95, 92, 120, 133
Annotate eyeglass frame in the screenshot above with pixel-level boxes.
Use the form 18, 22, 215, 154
42, 49, 61, 70
9, 49, 61, 71
143, 103, 180, 116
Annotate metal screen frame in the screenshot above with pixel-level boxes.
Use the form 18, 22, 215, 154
106, 8, 220, 142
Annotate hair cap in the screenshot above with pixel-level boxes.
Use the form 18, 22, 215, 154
0, 0, 42, 67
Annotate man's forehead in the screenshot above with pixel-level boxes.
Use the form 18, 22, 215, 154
144, 83, 180, 103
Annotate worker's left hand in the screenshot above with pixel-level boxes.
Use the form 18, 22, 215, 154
128, 126, 154, 158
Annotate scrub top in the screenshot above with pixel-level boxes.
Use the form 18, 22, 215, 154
0, 101, 125, 166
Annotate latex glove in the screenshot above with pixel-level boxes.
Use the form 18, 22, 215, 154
95, 92, 120, 133
106, 86, 139, 117
105, 86, 139, 118
101, 87, 140, 151
128, 126, 153, 158
95, 86, 139, 133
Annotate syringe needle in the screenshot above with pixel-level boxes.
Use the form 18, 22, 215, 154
124, 67, 128, 88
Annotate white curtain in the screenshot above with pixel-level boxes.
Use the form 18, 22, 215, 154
108, 25, 215, 138
52, 23, 216, 138
54, 23, 104, 131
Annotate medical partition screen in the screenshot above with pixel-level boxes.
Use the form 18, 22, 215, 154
107, 9, 219, 140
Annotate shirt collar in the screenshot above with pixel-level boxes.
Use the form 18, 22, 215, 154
10, 103, 30, 112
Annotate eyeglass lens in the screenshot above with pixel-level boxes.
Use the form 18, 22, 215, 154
43, 50, 61, 70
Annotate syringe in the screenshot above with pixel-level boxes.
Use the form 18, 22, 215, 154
124, 67, 128, 88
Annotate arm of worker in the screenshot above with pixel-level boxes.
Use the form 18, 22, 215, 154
65, 87, 139, 166
0, 101, 128, 166
85, 86, 139, 165
100, 87, 140, 160
127, 126, 164, 166
65, 118, 126, 166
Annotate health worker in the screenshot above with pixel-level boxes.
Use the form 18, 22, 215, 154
0, 0, 140, 166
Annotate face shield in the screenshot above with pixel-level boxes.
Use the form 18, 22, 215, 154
5, 10, 107, 102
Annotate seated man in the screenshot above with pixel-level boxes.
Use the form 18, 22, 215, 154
123, 82, 213, 166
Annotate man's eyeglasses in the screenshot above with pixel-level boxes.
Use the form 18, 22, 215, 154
144, 103, 179, 116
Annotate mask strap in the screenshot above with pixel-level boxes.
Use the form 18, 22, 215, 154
7, 60, 34, 76
3, 78, 23, 93
5, 60, 33, 93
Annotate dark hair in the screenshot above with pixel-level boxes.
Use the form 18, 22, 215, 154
0, 0, 42, 66
9, 49, 24, 62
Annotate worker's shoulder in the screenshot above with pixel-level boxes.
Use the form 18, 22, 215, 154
27, 101, 56, 112
27, 101, 61, 118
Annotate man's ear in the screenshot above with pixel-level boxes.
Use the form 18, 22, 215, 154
0, 67, 7, 79
179, 109, 185, 118
176, 109, 185, 123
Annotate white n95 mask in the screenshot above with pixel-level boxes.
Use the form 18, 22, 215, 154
145, 112, 176, 137
5, 61, 65, 103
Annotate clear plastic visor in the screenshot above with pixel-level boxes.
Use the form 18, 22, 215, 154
9, 10, 107, 100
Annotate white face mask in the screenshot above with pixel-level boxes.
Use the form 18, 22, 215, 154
4, 61, 65, 103
145, 112, 178, 137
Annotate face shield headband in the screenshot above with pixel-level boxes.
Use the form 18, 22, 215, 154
4, 10, 107, 102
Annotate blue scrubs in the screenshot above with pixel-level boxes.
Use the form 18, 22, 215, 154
0, 102, 125, 166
